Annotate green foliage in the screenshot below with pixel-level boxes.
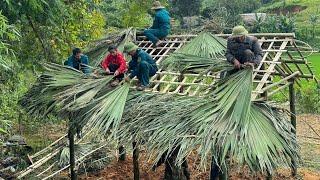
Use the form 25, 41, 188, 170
171, 0, 201, 17
296, 83, 320, 113
257, 0, 320, 48
250, 14, 296, 33
0, 11, 20, 70
201, 0, 262, 32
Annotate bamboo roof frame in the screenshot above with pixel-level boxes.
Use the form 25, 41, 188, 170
135, 33, 317, 100
16, 33, 318, 179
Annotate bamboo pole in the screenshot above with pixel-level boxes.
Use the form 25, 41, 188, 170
36, 162, 57, 177
289, 78, 297, 177
43, 144, 108, 180
17, 147, 62, 179
31, 134, 67, 159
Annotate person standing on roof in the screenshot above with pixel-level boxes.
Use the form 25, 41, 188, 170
101, 45, 127, 87
64, 48, 90, 74
225, 25, 263, 70
124, 42, 158, 91
144, 1, 171, 48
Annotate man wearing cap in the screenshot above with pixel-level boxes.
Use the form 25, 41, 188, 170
225, 25, 263, 70
64, 48, 90, 74
144, 1, 171, 47
123, 42, 158, 91
101, 45, 127, 87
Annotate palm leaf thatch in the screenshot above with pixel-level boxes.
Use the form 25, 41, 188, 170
161, 32, 227, 72
21, 63, 130, 137
119, 68, 299, 174
163, 53, 233, 74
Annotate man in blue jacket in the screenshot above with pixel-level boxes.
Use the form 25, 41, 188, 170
124, 42, 158, 91
144, 1, 171, 47
64, 48, 90, 74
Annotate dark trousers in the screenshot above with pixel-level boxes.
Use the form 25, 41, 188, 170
109, 63, 124, 80
135, 61, 157, 86
144, 29, 168, 44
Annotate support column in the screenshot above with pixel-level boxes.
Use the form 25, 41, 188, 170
68, 127, 77, 180
132, 142, 140, 180
289, 78, 297, 176
118, 145, 126, 161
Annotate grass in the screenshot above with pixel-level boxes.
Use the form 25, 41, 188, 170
307, 53, 320, 78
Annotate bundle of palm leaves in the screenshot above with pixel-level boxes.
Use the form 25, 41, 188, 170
164, 53, 233, 74
161, 32, 227, 72
21, 63, 130, 137
119, 68, 299, 174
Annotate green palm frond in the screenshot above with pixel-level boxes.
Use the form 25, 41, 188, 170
161, 32, 227, 72
163, 53, 233, 74
24, 63, 131, 137
177, 32, 226, 58
81, 83, 130, 137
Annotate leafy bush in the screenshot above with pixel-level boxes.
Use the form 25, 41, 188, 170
296, 83, 320, 114
250, 14, 296, 33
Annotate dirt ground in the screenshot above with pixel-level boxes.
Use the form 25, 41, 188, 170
79, 114, 320, 180
79, 155, 320, 180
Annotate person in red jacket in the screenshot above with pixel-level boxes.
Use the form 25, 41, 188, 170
101, 45, 127, 86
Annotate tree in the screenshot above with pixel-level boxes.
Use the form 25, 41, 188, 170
309, 13, 319, 38
171, 0, 201, 17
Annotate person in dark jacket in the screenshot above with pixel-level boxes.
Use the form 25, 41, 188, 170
101, 45, 127, 86
124, 42, 158, 91
64, 48, 90, 74
144, 1, 171, 47
225, 25, 263, 70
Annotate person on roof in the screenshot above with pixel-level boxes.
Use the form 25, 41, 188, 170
124, 42, 158, 91
144, 1, 171, 47
101, 45, 127, 87
64, 48, 90, 74
225, 25, 263, 70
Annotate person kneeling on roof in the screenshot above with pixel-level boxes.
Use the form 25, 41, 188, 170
64, 48, 90, 74
144, 1, 171, 48
225, 25, 263, 72
101, 45, 127, 87
124, 42, 158, 91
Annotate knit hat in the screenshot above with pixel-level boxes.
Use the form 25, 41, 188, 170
232, 25, 248, 37
123, 42, 139, 53
151, 1, 165, 10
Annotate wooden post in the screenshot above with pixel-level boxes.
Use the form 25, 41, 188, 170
289, 78, 297, 176
118, 145, 126, 161
132, 142, 140, 180
68, 126, 77, 180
